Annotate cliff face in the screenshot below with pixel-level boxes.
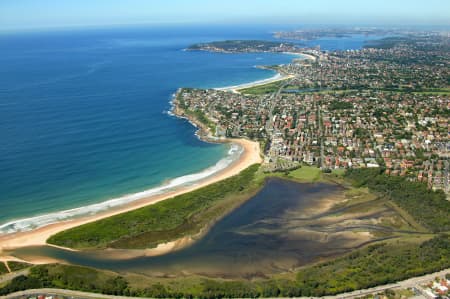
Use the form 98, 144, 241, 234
171, 91, 214, 141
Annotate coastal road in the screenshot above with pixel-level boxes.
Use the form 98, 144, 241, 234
322, 268, 450, 299
317, 103, 324, 169
2, 269, 448, 299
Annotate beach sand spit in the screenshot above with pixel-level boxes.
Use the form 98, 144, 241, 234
0, 139, 261, 263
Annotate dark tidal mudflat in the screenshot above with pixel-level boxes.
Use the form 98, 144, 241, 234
12, 178, 402, 278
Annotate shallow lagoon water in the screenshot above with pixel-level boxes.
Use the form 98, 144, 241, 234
2, 26, 385, 276
11, 178, 370, 278
0, 25, 382, 233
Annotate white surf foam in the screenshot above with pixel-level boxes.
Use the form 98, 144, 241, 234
0, 143, 244, 235
215, 72, 283, 91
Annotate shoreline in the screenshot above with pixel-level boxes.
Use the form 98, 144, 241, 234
284, 51, 317, 61
0, 142, 242, 235
0, 49, 307, 261
215, 72, 294, 93
15, 181, 348, 264
0, 139, 261, 262
214, 51, 315, 93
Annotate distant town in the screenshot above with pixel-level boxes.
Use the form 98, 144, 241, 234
175, 31, 450, 194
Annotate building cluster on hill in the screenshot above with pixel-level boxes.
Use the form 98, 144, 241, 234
282, 45, 449, 92
175, 34, 449, 193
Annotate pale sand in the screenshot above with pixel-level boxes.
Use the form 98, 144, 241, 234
0, 139, 262, 262
82, 236, 197, 261
215, 51, 315, 94
0, 256, 26, 263
218, 73, 296, 94
286, 52, 317, 61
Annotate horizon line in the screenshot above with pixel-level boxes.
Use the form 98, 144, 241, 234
1, 21, 450, 35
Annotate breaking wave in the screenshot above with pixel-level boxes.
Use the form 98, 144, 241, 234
0, 143, 243, 234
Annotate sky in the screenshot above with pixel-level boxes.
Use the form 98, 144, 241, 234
1, 0, 449, 31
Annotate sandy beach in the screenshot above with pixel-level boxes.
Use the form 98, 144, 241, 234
283, 51, 317, 61
0, 138, 261, 261
0, 51, 311, 262
215, 51, 315, 93
216, 72, 295, 93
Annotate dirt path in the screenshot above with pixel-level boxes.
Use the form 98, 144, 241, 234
0, 269, 29, 286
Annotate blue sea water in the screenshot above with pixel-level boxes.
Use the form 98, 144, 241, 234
0, 24, 378, 232
0, 25, 299, 231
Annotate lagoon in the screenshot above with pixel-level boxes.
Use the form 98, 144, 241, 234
11, 178, 376, 278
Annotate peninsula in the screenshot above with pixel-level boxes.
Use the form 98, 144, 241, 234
187, 39, 299, 53
1, 32, 449, 299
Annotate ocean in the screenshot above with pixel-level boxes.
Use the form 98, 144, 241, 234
0, 24, 378, 233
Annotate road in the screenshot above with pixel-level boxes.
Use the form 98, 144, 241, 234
317, 103, 324, 169
265, 76, 292, 132
323, 268, 450, 299
2, 268, 448, 299
0, 269, 29, 285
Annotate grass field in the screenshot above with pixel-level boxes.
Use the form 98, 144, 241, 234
331, 168, 346, 176
238, 79, 288, 95
286, 165, 322, 181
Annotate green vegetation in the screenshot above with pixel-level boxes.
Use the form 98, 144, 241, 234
300, 89, 359, 95
4, 167, 450, 297
187, 108, 216, 132
345, 168, 450, 232
176, 88, 216, 132
294, 235, 450, 296
2, 235, 449, 297
0, 275, 43, 296
3, 166, 450, 297
364, 35, 450, 52
48, 165, 262, 250
188, 40, 295, 52
286, 165, 322, 181
238, 79, 287, 95
266, 164, 346, 185
0, 262, 8, 275
7, 261, 31, 272
331, 168, 346, 176
48, 164, 332, 251
329, 100, 354, 110
371, 87, 450, 94
412, 88, 450, 95
281, 87, 450, 96
0, 264, 128, 296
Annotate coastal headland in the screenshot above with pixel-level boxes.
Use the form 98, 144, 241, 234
1, 35, 449, 299
0, 45, 300, 260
